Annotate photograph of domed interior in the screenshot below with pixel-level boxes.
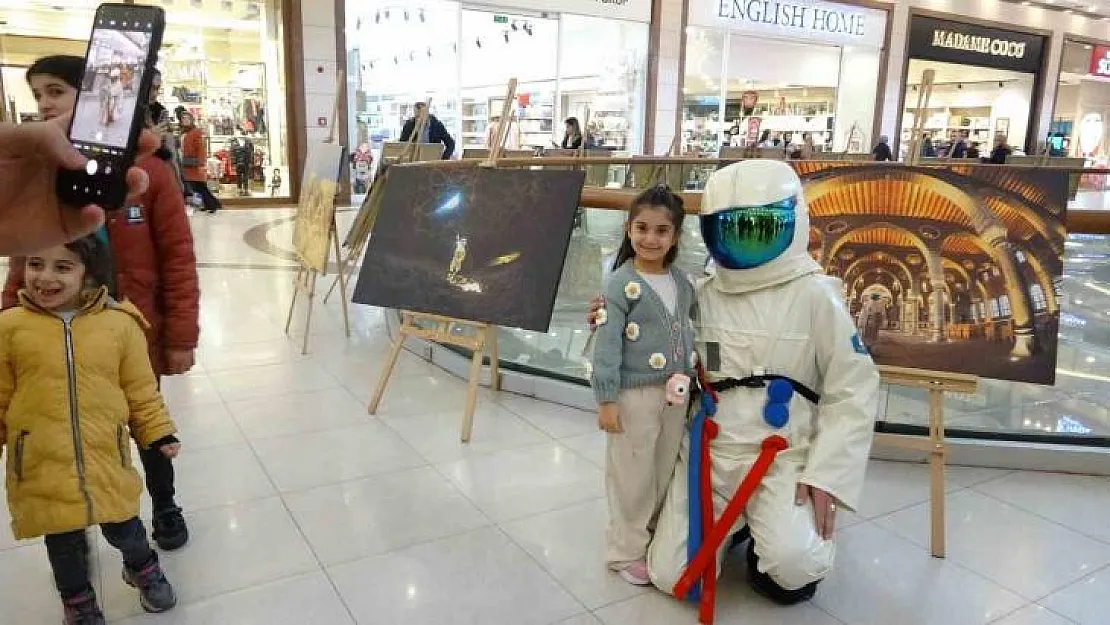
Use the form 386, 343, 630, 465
793, 162, 1068, 385
352, 165, 586, 332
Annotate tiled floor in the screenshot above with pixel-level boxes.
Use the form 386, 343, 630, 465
1, 211, 1108, 624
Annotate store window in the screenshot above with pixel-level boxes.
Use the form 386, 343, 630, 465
681, 0, 887, 156
345, 0, 650, 185
0, 0, 292, 201
1050, 39, 1110, 170
147, 0, 291, 200
900, 15, 1046, 159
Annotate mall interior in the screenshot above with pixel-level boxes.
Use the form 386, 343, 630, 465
2, 0, 1110, 623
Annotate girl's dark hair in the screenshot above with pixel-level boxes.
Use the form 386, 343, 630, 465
611, 184, 685, 271
64, 235, 116, 295
26, 55, 84, 90
565, 117, 582, 137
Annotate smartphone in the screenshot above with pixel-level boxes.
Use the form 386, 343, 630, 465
56, 3, 165, 211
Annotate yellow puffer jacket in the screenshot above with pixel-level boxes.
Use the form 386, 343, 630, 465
0, 287, 176, 540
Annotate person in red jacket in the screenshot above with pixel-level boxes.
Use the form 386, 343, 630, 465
4, 55, 199, 551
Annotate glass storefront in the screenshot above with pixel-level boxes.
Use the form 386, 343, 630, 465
899, 15, 1047, 160
681, 0, 888, 156
345, 0, 650, 189
1051, 40, 1110, 168
0, 0, 292, 201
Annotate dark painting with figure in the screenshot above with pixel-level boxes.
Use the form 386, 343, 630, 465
790, 162, 1068, 385
352, 165, 587, 332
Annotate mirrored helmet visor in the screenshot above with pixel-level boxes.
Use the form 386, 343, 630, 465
700, 197, 798, 270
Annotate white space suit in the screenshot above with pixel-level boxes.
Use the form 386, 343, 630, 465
647, 160, 880, 602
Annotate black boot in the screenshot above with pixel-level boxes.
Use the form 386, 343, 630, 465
62, 587, 105, 625
746, 539, 820, 605
123, 552, 177, 613
728, 524, 752, 552
152, 505, 189, 551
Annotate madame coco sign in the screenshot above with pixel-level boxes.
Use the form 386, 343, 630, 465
693, 0, 887, 48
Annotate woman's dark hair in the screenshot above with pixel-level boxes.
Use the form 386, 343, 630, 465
26, 55, 84, 90
611, 184, 685, 271
64, 235, 116, 295
759, 129, 771, 143
565, 117, 582, 137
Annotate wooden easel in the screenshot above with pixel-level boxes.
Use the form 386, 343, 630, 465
366, 80, 517, 442
874, 365, 979, 558
905, 69, 936, 166
284, 71, 350, 354
324, 99, 435, 304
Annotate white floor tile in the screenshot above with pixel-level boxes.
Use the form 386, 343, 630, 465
283, 466, 489, 566
498, 394, 599, 439
170, 443, 276, 513
438, 442, 604, 522
166, 402, 245, 451
196, 339, 302, 373
208, 362, 339, 403
812, 522, 1025, 625
369, 372, 496, 419
559, 431, 607, 468
875, 490, 1110, 600
556, 614, 604, 625
0, 543, 69, 624
382, 402, 551, 464
328, 527, 583, 625
853, 460, 962, 520
973, 471, 1110, 544
252, 421, 426, 492
112, 572, 354, 625
1039, 565, 1110, 625
992, 604, 1078, 625
228, 387, 368, 442
502, 499, 646, 610
593, 582, 844, 625
97, 497, 318, 621
161, 373, 224, 408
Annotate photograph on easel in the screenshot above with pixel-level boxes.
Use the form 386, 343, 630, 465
792, 162, 1068, 385
352, 165, 587, 332
293, 142, 347, 272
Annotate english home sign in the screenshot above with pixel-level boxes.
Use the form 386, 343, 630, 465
908, 16, 1046, 74
699, 0, 887, 48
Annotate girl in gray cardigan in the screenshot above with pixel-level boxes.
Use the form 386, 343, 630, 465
590, 185, 697, 586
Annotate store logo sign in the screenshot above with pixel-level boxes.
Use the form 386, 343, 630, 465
716, 0, 867, 37
1090, 45, 1110, 78
930, 30, 1026, 59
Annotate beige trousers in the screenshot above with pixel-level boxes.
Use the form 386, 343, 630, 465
606, 385, 687, 566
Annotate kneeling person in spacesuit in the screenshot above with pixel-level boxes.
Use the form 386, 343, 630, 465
646, 160, 881, 604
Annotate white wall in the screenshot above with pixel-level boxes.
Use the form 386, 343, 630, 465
301, 0, 341, 148
835, 46, 883, 151
652, 0, 684, 154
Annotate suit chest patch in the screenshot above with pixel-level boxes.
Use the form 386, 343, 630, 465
125, 205, 145, 225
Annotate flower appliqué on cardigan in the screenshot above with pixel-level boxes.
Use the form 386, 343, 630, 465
649, 353, 667, 370
625, 322, 641, 341
595, 307, 608, 326
623, 281, 642, 301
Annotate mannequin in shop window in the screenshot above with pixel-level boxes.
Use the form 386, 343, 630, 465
561, 117, 583, 150
400, 102, 455, 159
230, 128, 255, 197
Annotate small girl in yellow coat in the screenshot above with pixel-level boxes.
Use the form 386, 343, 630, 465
0, 236, 180, 625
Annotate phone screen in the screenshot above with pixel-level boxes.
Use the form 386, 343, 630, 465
58, 3, 164, 211
71, 28, 154, 151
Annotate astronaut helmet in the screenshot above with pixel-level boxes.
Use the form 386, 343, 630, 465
700, 159, 812, 271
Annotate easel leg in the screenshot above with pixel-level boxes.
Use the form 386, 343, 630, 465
368, 321, 407, 415
301, 271, 318, 356
461, 334, 486, 443
927, 388, 947, 559
322, 261, 345, 302
332, 229, 351, 338
487, 327, 501, 392
284, 268, 303, 335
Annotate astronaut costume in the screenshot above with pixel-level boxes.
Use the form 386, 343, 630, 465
646, 160, 881, 604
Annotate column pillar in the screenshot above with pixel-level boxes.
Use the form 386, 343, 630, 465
924, 248, 947, 343
982, 225, 1036, 358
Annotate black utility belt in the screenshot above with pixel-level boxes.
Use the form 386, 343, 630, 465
709, 375, 821, 405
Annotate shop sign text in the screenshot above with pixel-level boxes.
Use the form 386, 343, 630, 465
930, 30, 1026, 59
716, 0, 865, 38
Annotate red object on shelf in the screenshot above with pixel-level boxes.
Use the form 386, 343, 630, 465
1090, 45, 1110, 78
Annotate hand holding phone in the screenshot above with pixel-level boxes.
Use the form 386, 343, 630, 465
56, 3, 165, 212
